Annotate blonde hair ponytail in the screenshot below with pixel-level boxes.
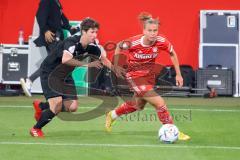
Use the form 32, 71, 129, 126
138, 12, 160, 28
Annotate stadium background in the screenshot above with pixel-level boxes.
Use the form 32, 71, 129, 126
1, 0, 240, 69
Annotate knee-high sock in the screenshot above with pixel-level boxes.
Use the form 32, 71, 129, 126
39, 102, 49, 111
34, 109, 55, 129
156, 105, 173, 124
115, 101, 138, 117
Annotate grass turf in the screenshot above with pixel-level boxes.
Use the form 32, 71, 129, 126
0, 95, 240, 160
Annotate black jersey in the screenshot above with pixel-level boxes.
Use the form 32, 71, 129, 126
40, 35, 101, 76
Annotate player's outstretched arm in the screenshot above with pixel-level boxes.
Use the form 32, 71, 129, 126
100, 45, 126, 78
112, 43, 127, 79
62, 50, 102, 69
170, 49, 183, 87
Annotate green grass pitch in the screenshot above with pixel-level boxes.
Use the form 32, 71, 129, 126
0, 95, 240, 160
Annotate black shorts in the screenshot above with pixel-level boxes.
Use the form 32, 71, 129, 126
40, 70, 78, 100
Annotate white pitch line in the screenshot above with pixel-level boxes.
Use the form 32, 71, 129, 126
0, 141, 240, 150
0, 105, 32, 108
169, 108, 240, 112
0, 105, 239, 112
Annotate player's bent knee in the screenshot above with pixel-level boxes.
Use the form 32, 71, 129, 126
156, 104, 168, 113
137, 105, 145, 111
68, 100, 78, 112
136, 99, 147, 110
69, 106, 78, 112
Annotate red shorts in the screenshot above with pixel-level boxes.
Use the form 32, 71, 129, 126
126, 74, 156, 97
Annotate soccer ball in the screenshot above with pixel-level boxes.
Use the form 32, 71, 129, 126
158, 124, 179, 143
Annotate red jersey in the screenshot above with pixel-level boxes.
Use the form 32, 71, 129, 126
121, 34, 173, 78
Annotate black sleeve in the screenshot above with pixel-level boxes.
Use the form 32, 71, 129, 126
63, 36, 79, 55
36, 0, 50, 34
61, 13, 71, 30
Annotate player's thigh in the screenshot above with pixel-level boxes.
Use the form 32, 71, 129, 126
48, 96, 63, 114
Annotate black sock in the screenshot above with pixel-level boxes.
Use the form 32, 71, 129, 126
39, 102, 50, 110
61, 104, 67, 112
34, 109, 55, 129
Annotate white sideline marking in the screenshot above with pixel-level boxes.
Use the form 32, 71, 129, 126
0, 105, 239, 112
170, 108, 240, 112
0, 105, 31, 108
0, 141, 240, 150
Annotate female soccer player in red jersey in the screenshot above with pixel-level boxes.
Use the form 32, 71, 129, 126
105, 12, 190, 141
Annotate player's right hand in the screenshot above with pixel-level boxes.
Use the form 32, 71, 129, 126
176, 74, 183, 87
45, 30, 55, 43
87, 60, 103, 69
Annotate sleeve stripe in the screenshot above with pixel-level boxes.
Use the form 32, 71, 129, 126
132, 39, 141, 45
157, 38, 165, 42
169, 45, 173, 53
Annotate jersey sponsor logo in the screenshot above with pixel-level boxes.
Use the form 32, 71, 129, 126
133, 53, 158, 59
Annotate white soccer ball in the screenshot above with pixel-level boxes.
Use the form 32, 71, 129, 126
158, 124, 179, 143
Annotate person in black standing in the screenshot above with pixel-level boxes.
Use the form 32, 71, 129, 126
29, 17, 123, 137
20, 0, 78, 97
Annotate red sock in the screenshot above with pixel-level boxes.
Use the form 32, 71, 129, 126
156, 105, 173, 124
115, 101, 138, 116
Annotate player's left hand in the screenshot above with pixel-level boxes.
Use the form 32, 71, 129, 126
176, 74, 183, 87
113, 65, 126, 79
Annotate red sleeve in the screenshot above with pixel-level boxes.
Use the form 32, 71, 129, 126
119, 34, 142, 51
156, 35, 173, 53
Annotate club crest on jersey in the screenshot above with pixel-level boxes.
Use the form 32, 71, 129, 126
153, 47, 158, 53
